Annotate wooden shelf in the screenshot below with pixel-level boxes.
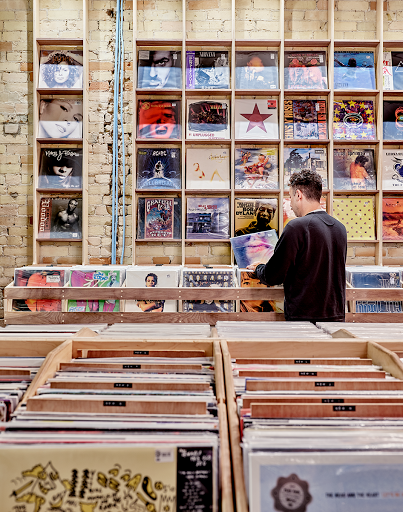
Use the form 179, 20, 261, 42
235, 89, 281, 97
235, 40, 281, 48
36, 38, 83, 46
284, 40, 331, 47
37, 88, 84, 96
185, 89, 232, 97
333, 90, 380, 97
334, 40, 380, 48
284, 89, 331, 96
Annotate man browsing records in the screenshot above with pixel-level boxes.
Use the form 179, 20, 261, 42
247, 169, 347, 323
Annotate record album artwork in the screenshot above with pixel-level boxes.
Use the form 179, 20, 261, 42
235, 51, 278, 90
38, 49, 83, 89
283, 196, 327, 227
332, 196, 375, 240
235, 99, 279, 140
234, 198, 278, 236
137, 99, 181, 139
334, 51, 376, 90
186, 100, 230, 140
230, 229, 278, 268
383, 149, 403, 189
136, 147, 181, 189
186, 197, 230, 239
38, 147, 82, 189
137, 197, 181, 239
284, 51, 327, 89
186, 50, 229, 89
235, 148, 279, 190
38, 99, 83, 139
284, 100, 327, 140
237, 269, 284, 313
284, 147, 328, 189
383, 100, 403, 140
333, 148, 376, 190
137, 50, 181, 89
38, 197, 82, 240
383, 197, 403, 240
186, 147, 230, 189
333, 100, 376, 140
383, 51, 403, 90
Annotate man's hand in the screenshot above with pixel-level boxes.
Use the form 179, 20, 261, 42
246, 261, 265, 272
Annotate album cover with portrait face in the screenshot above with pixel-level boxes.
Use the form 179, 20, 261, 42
38, 196, 82, 240
137, 50, 182, 89
137, 99, 181, 139
38, 49, 83, 89
38, 147, 82, 189
38, 99, 83, 139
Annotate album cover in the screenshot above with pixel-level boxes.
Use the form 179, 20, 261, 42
67, 267, 123, 313
186, 197, 230, 239
332, 196, 376, 240
12, 267, 67, 312
136, 147, 181, 189
186, 147, 229, 189
38, 99, 83, 139
333, 51, 376, 90
355, 301, 402, 313
383, 100, 403, 140
347, 266, 401, 288
38, 147, 82, 189
284, 147, 328, 189
186, 99, 230, 140
186, 50, 229, 89
137, 99, 181, 139
137, 50, 181, 89
235, 51, 278, 90
383, 149, 403, 189
333, 100, 376, 140
38, 49, 83, 89
237, 269, 284, 313
383, 51, 403, 90
230, 229, 278, 268
383, 197, 403, 240
235, 99, 279, 140
37, 197, 82, 240
383, 51, 393, 90
283, 196, 327, 227
234, 198, 278, 236
182, 267, 235, 313
284, 51, 327, 89
284, 100, 327, 140
137, 196, 181, 239
125, 266, 181, 313
333, 148, 376, 190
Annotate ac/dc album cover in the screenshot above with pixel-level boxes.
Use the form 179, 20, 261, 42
186, 147, 230, 189
234, 148, 279, 190
137, 50, 181, 89
284, 100, 327, 140
137, 99, 181, 139
383, 149, 403, 189
235, 99, 279, 140
230, 229, 278, 268
333, 100, 376, 140
38, 197, 82, 240
332, 196, 376, 240
137, 196, 181, 239
136, 147, 181, 189
284, 147, 328, 189
235, 51, 278, 90
234, 198, 278, 236
38, 147, 82, 189
383, 197, 403, 240
333, 148, 376, 190
67, 267, 123, 313
186, 100, 230, 140
13, 267, 67, 312
186, 51, 229, 89
186, 197, 230, 239
38, 50, 83, 89
284, 51, 327, 89
38, 99, 83, 139
333, 51, 376, 90
383, 100, 403, 140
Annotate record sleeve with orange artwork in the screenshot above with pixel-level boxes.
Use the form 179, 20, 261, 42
383, 197, 403, 240
237, 269, 284, 314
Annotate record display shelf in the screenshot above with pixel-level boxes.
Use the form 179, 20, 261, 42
2, 336, 233, 512
220, 338, 403, 512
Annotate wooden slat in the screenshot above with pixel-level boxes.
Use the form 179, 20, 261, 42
0, 339, 66, 357
49, 380, 210, 391
246, 379, 403, 391
242, 395, 403, 407
238, 369, 385, 379
59, 362, 203, 371
367, 341, 403, 380
213, 339, 226, 403
235, 358, 372, 365
79, 349, 206, 358
218, 402, 234, 512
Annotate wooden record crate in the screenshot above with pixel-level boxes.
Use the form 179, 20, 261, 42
15, 336, 234, 512
220, 338, 403, 512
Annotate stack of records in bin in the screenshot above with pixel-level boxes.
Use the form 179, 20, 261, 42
124, 265, 181, 313
317, 322, 403, 339
215, 321, 331, 339
0, 356, 45, 422
100, 323, 212, 338
1, 348, 220, 511
0, 324, 108, 336
182, 266, 236, 313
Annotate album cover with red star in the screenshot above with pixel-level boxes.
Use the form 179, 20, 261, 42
333, 100, 376, 140
235, 99, 278, 140
383, 100, 403, 140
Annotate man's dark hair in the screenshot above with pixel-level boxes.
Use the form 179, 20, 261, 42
289, 169, 322, 202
